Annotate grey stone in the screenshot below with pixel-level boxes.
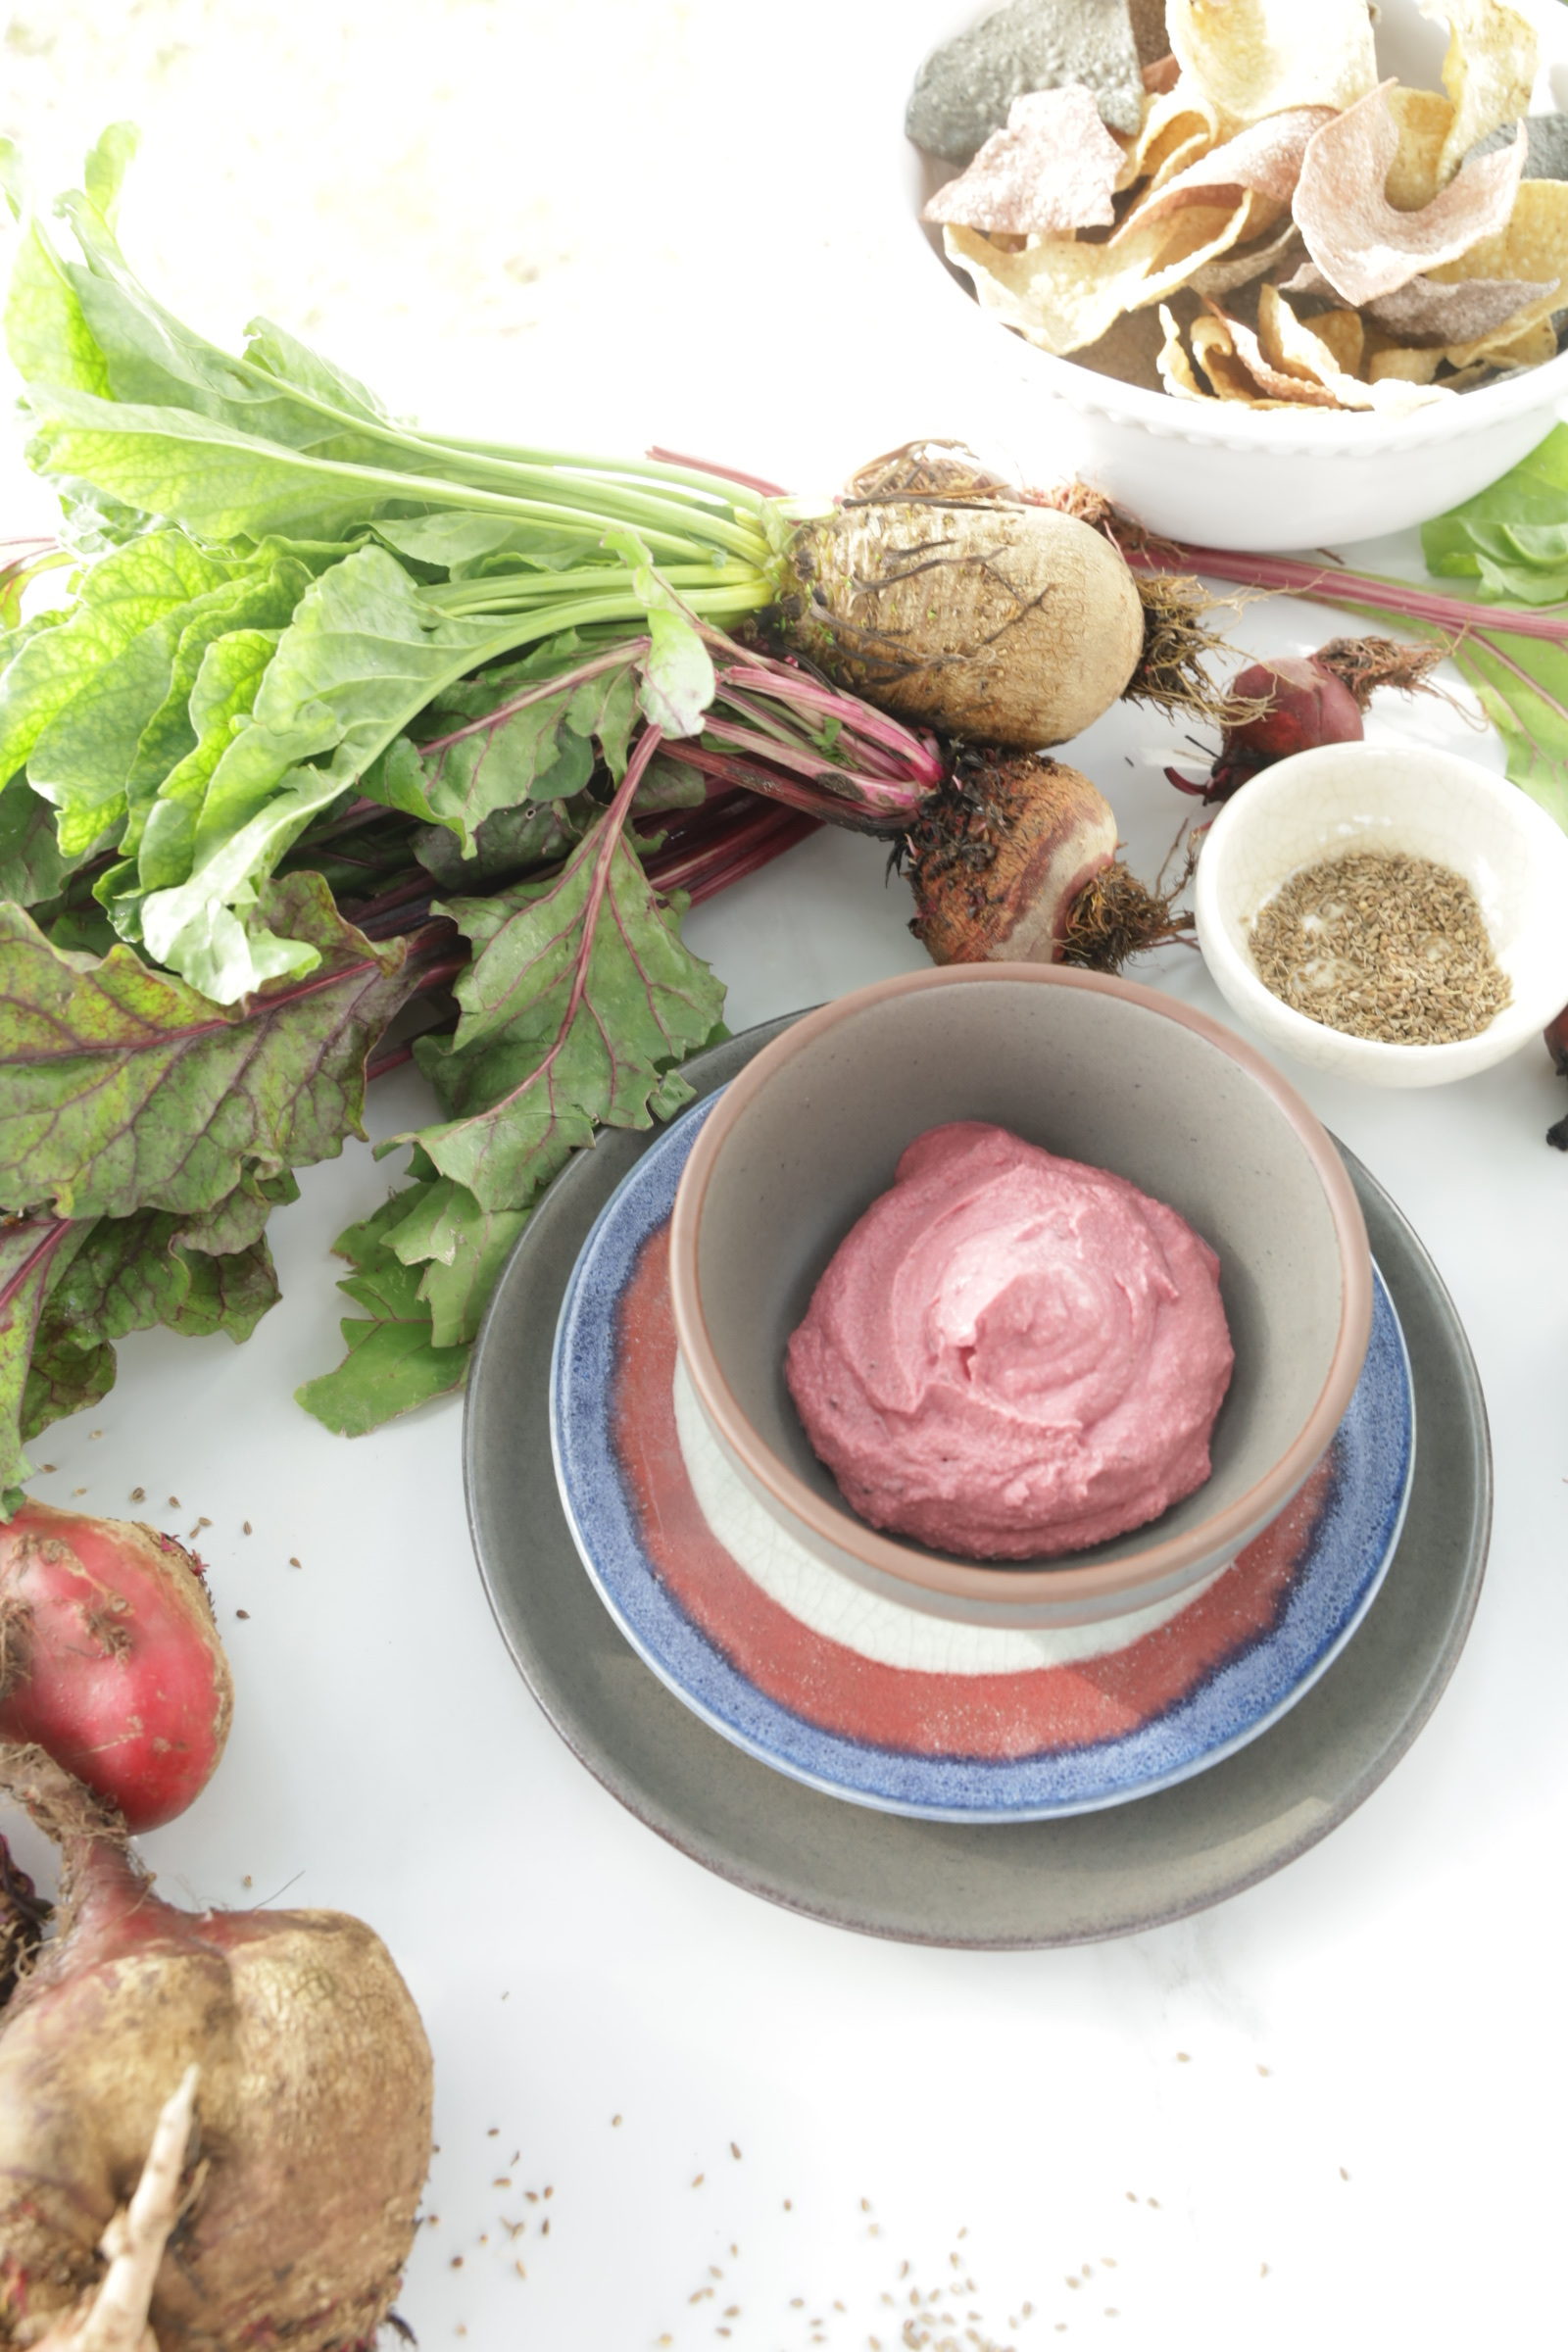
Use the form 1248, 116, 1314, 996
906, 0, 1145, 164
1471, 114, 1568, 181
1127, 0, 1169, 69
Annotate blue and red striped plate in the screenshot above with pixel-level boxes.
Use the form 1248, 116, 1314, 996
551, 1092, 1415, 1823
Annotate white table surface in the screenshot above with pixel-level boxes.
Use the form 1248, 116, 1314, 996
4, 6, 1568, 2348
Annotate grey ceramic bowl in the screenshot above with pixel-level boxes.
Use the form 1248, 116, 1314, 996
667, 965, 1374, 1630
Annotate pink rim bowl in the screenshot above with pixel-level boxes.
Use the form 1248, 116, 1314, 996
667, 965, 1374, 1630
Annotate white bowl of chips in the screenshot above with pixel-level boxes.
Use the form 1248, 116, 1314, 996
903, 0, 1568, 547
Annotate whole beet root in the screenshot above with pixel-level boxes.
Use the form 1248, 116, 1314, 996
1166, 637, 1444, 804
1168, 656, 1364, 803
0, 1502, 233, 1832
0, 1745, 432, 2352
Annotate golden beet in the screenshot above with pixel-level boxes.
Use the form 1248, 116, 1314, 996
784, 501, 1146, 747
0, 1747, 432, 2352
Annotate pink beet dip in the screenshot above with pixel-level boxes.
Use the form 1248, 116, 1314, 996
784, 1122, 1235, 1560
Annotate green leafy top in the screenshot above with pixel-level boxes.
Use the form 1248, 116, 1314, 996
403, 726, 724, 1211
0, 128, 841, 1474
0, 129, 792, 1000
1422, 423, 1568, 607
0, 872, 416, 1220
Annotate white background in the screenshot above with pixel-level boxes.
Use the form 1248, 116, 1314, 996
4, 5, 1568, 2349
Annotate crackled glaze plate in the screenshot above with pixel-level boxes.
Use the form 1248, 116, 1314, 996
549, 1090, 1415, 1823
466, 1017, 1491, 1943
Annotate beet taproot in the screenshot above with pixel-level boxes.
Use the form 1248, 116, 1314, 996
27, 2063, 199, 2352
0, 1745, 432, 2352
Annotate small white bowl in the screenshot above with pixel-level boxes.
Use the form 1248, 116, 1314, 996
901, 0, 1568, 547
1193, 741, 1568, 1086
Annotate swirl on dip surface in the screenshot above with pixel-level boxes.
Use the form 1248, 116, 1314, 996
784, 1122, 1234, 1560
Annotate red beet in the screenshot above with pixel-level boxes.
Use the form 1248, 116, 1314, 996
0, 1502, 232, 1832
1219, 656, 1364, 776
906, 749, 1194, 970
1168, 655, 1364, 803
0, 1745, 433, 2352
1166, 636, 1444, 805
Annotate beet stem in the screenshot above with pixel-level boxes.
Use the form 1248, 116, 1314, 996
365, 1028, 451, 1083
644, 446, 791, 499
361, 799, 817, 1079
655, 803, 818, 904
1127, 542, 1568, 645
0, 1740, 138, 1904
715, 657, 944, 784
416, 642, 651, 757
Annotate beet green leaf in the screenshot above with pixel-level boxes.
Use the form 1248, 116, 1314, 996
0, 1216, 88, 1501
401, 757, 724, 1214
0, 872, 416, 1222
293, 1188, 470, 1435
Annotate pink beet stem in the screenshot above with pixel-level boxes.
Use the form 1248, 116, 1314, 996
645, 446, 791, 498
416, 643, 647, 757
657, 801, 819, 904
1128, 541, 1568, 645
0, 1218, 76, 1320
713, 652, 945, 783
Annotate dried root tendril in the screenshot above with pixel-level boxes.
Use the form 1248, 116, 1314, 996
803, 555, 1058, 695
1128, 569, 1260, 728
1311, 633, 1447, 709
1031, 477, 1158, 550
0, 1831, 50, 2008
1059, 858, 1196, 972
902, 753, 1009, 895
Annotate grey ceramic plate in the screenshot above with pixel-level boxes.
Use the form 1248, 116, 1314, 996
466, 1016, 1493, 1948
